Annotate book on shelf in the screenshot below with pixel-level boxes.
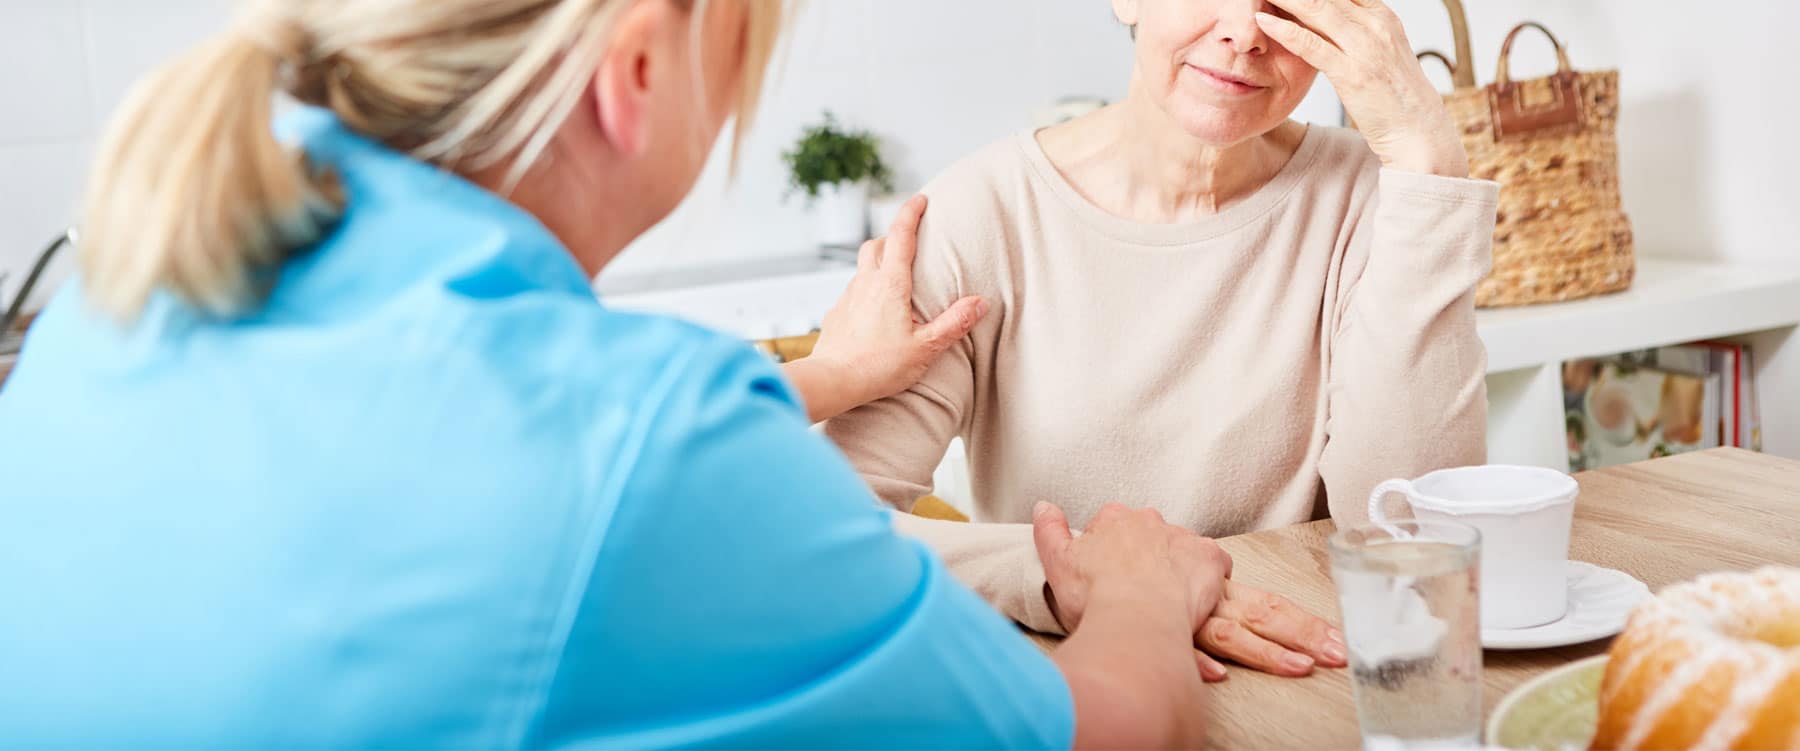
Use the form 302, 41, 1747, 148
1562, 342, 1761, 471
1655, 342, 1763, 453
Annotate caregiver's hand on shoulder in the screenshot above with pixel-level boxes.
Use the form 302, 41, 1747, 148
1036, 504, 1348, 681
1255, 0, 1470, 178
784, 194, 989, 423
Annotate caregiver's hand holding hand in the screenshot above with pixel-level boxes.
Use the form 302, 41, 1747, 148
1255, 0, 1469, 178
785, 195, 989, 423
1038, 503, 1348, 682
1034, 503, 1229, 748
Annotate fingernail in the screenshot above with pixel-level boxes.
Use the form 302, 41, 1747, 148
1033, 502, 1051, 519
975, 298, 990, 316
1283, 652, 1315, 672
1207, 662, 1228, 680
1329, 628, 1345, 646
1322, 641, 1347, 664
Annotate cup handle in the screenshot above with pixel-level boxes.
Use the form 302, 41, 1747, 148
1367, 479, 1416, 529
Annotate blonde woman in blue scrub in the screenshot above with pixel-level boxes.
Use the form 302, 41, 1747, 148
0, 0, 1242, 748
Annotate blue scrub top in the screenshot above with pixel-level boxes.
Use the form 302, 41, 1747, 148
0, 109, 1073, 749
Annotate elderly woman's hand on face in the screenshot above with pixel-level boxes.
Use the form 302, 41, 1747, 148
1254, 0, 1469, 178
1036, 503, 1349, 681
785, 195, 990, 423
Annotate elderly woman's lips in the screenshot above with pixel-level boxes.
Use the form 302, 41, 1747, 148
1188, 65, 1265, 95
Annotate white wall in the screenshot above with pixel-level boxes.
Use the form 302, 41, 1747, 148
1388, 0, 1800, 263
0, 0, 1341, 306
3, 1, 1792, 311
610, 0, 1344, 278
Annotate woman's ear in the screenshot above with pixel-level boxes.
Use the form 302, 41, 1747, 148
593, 0, 675, 157
1112, 0, 1140, 27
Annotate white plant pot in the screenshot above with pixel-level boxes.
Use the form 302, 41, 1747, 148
814, 181, 870, 250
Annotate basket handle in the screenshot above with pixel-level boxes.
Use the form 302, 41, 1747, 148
1495, 21, 1575, 89
1438, 0, 1476, 88
1416, 50, 1458, 86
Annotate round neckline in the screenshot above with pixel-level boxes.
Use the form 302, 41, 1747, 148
1013, 122, 1326, 248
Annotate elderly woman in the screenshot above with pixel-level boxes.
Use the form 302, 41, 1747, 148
827, 0, 1498, 678
0, 0, 1250, 747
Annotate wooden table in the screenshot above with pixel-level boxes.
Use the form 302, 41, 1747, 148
1037, 449, 1800, 749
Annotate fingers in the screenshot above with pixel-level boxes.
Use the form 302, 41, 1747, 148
1195, 649, 1229, 683
916, 296, 988, 351
1195, 537, 1233, 578
1031, 502, 1074, 579
1253, 11, 1350, 77
1261, 0, 1369, 39
880, 195, 928, 274
1181, 538, 1234, 618
855, 237, 883, 274
1352, 0, 1404, 31
1198, 616, 1317, 677
1216, 581, 1349, 667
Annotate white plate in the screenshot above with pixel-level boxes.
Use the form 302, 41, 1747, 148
1486, 655, 1608, 748
1482, 561, 1650, 650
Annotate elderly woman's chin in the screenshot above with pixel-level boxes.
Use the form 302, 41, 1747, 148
1160, 79, 1312, 146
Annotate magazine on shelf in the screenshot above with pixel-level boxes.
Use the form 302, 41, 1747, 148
1656, 343, 1738, 449
1563, 342, 1763, 471
1745, 345, 1763, 451
1564, 355, 1720, 472
1661, 341, 1765, 452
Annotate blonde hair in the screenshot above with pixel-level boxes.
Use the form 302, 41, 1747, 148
80, 0, 786, 321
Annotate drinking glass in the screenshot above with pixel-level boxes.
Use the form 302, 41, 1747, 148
1330, 520, 1483, 750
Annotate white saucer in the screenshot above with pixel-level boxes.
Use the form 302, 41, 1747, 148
1481, 561, 1650, 650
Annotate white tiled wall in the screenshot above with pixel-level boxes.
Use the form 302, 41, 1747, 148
0, 0, 233, 313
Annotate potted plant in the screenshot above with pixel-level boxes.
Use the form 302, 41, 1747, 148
782, 113, 893, 251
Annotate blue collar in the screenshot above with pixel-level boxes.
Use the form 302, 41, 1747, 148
252, 108, 597, 322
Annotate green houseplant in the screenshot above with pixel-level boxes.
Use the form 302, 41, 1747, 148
783, 113, 893, 250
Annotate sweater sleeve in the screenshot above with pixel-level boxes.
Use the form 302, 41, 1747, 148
1318, 168, 1499, 526
821, 205, 973, 511
823, 197, 1067, 635
889, 514, 1065, 635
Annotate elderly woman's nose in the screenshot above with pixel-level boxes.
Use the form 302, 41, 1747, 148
1214, 0, 1271, 55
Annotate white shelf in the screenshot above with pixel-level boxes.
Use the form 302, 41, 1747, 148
1476, 257, 1800, 469
1477, 258, 1800, 373
599, 260, 855, 341
605, 254, 1800, 474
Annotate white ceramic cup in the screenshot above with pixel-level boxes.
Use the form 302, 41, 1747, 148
1367, 465, 1579, 630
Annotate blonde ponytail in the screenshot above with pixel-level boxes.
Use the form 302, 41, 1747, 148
79, 0, 790, 323
80, 30, 339, 320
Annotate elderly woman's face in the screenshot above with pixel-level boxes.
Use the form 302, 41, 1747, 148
1118, 0, 1319, 145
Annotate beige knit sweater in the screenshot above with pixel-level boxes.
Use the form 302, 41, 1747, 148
824, 125, 1498, 634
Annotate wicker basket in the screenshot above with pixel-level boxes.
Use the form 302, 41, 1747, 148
1422, 6, 1635, 308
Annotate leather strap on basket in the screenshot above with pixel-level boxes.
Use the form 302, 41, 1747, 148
1416, 50, 1458, 83
1488, 21, 1585, 142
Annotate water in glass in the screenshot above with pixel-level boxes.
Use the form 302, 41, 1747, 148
1330, 521, 1482, 750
